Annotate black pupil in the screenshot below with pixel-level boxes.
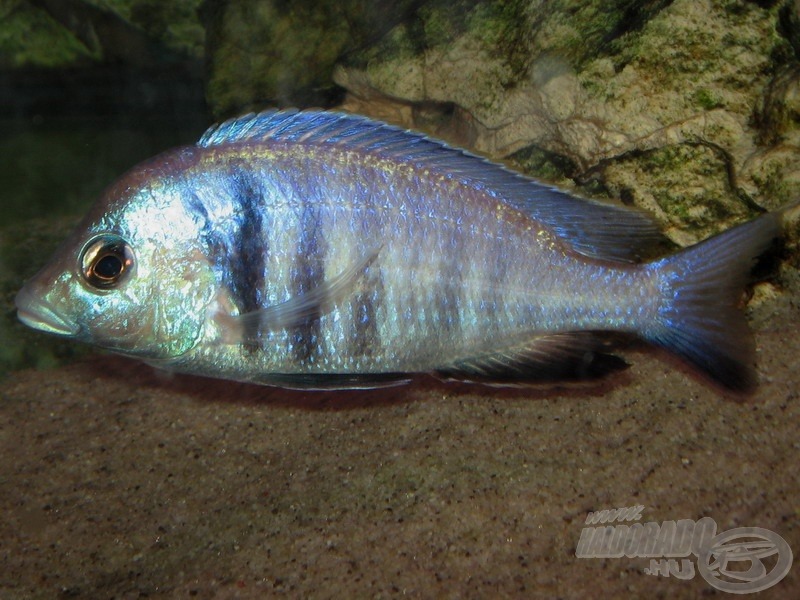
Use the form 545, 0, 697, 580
94, 253, 123, 279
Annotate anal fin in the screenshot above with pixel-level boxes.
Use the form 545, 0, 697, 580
435, 332, 629, 385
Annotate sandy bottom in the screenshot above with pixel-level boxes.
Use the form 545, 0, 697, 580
1, 300, 798, 598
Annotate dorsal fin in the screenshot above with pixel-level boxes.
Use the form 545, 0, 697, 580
198, 110, 666, 262
198, 109, 450, 160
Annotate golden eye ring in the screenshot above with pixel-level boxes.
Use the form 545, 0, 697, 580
79, 234, 135, 289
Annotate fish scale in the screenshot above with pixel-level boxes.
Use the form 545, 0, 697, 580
15, 109, 784, 391
176, 142, 652, 377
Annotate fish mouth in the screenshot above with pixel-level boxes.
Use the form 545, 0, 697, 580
15, 288, 79, 336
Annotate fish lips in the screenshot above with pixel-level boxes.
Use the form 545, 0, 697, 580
15, 286, 80, 337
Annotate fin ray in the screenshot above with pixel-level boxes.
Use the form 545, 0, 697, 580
647, 213, 781, 391
435, 332, 629, 384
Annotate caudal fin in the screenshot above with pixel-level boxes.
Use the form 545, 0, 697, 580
647, 213, 782, 391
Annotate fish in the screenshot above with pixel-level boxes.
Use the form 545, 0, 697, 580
15, 109, 784, 391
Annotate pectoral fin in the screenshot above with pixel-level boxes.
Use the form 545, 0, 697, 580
216, 248, 381, 344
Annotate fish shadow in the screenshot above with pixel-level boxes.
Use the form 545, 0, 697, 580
75, 352, 637, 411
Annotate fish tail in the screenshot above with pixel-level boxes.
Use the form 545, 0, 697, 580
647, 212, 782, 391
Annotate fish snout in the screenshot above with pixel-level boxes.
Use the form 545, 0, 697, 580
15, 285, 79, 336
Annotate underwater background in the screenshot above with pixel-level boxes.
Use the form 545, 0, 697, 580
1, 0, 799, 597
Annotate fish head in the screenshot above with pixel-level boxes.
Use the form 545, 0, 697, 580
15, 147, 219, 360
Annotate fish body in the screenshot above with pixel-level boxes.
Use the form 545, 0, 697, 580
15, 110, 781, 390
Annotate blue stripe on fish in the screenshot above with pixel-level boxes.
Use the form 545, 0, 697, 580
183, 191, 229, 283
289, 199, 325, 364
349, 274, 381, 359
185, 164, 268, 349
229, 167, 266, 317
439, 282, 461, 334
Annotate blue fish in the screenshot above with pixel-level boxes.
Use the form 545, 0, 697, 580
15, 109, 783, 390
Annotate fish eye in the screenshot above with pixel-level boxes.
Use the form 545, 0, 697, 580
80, 235, 135, 290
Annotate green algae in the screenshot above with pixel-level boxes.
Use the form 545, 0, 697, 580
604, 143, 758, 241
693, 88, 723, 110
0, 0, 97, 67
508, 145, 578, 185
0, 0, 204, 68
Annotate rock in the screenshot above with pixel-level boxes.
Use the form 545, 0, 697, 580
201, 0, 420, 117
1, 0, 204, 68
5, 0, 799, 244
334, 0, 799, 242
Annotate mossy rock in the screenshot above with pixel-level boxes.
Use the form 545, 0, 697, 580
0, 0, 204, 69
0, 0, 96, 67
602, 143, 759, 245
333, 0, 797, 248
202, 0, 420, 117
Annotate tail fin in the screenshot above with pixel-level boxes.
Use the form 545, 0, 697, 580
647, 213, 782, 392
